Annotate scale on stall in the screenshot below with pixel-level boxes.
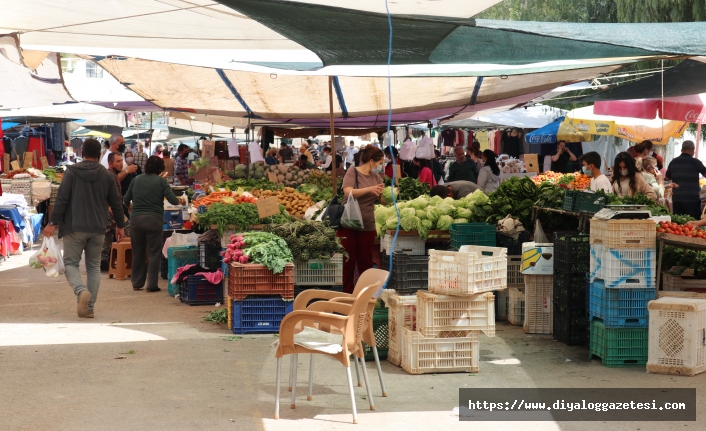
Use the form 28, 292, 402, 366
593, 205, 652, 220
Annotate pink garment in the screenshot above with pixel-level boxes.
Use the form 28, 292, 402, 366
171, 264, 196, 285
418, 166, 437, 187
195, 269, 224, 285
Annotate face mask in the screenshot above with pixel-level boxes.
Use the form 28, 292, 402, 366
117, 144, 126, 153
620, 169, 629, 176
582, 166, 592, 175
126, 157, 134, 164
650, 151, 655, 157
372, 162, 383, 173
384, 157, 391, 163
481, 160, 486, 166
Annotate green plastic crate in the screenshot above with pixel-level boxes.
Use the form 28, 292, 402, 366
362, 307, 388, 361
450, 223, 495, 250
589, 319, 648, 367
562, 190, 608, 214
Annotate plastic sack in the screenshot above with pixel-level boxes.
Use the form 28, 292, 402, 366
399, 140, 416, 161
415, 136, 434, 160
29, 236, 64, 277
533, 219, 549, 244
340, 191, 364, 230
31, 180, 52, 205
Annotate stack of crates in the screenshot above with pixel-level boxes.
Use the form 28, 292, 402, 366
175, 241, 224, 306
552, 231, 590, 345
292, 254, 343, 298
380, 251, 429, 296
389, 245, 506, 374
449, 223, 496, 250
495, 231, 528, 321
588, 218, 656, 367
228, 262, 294, 334
523, 274, 553, 334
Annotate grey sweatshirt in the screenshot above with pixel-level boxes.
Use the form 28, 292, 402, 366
50, 160, 125, 238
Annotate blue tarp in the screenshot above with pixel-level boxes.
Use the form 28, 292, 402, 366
525, 117, 564, 145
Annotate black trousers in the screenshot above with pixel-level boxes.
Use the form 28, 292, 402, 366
672, 200, 702, 220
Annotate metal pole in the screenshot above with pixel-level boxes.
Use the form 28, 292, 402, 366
696, 123, 702, 160
329, 76, 337, 198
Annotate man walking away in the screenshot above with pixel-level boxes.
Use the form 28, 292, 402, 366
666, 140, 706, 219
44, 139, 125, 318
100, 134, 126, 168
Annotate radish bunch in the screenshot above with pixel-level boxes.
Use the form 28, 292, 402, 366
221, 234, 249, 264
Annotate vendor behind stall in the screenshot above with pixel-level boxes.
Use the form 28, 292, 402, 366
430, 181, 480, 199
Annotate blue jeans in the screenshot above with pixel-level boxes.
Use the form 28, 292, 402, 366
62, 232, 105, 312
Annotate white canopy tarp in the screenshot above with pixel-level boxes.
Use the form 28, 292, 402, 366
0, 103, 126, 127
444, 105, 567, 129
0, 35, 74, 109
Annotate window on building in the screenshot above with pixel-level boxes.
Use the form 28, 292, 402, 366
85, 61, 103, 78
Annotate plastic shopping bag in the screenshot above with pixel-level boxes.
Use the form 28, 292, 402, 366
340, 191, 364, 230
29, 236, 65, 277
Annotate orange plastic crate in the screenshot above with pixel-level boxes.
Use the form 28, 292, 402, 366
228, 263, 294, 301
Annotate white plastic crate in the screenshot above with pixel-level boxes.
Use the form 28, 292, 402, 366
496, 289, 509, 321
523, 275, 553, 334
658, 291, 706, 300
400, 327, 480, 375
416, 291, 495, 337
589, 245, 656, 289
380, 234, 425, 256
428, 246, 507, 295
507, 255, 523, 286
590, 218, 657, 249
293, 254, 343, 286
508, 287, 525, 326
647, 297, 706, 376
387, 292, 417, 366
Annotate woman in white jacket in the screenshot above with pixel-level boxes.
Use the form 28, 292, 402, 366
477, 149, 501, 194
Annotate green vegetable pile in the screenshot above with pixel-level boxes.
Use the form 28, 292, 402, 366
598, 191, 671, 216
203, 308, 228, 324
188, 157, 211, 176
239, 232, 293, 273
197, 202, 289, 233
374, 191, 489, 239
473, 177, 537, 228
661, 245, 706, 277
383, 177, 430, 201
264, 220, 347, 262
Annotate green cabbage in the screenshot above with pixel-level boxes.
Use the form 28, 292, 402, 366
418, 219, 433, 240
451, 199, 467, 209
375, 205, 394, 225
426, 207, 441, 223
436, 215, 453, 231
438, 204, 456, 217
416, 210, 428, 220
401, 215, 420, 232
454, 218, 469, 224
385, 216, 399, 230
400, 208, 416, 218
463, 189, 489, 206
456, 207, 472, 219
430, 195, 443, 206
409, 195, 430, 210
381, 186, 398, 203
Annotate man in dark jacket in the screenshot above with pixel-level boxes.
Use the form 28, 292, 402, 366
44, 139, 125, 318
666, 140, 706, 219
447, 146, 479, 183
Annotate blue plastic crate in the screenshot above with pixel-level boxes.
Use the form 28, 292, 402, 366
167, 246, 199, 296
588, 279, 654, 328
222, 261, 229, 278
232, 297, 293, 334
179, 275, 223, 305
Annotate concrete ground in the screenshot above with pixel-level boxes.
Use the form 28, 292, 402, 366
0, 243, 704, 431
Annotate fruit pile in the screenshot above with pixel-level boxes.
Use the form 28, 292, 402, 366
532, 171, 567, 185
249, 187, 314, 218
568, 173, 591, 190
656, 221, 706, 240
221, 234, 250, 264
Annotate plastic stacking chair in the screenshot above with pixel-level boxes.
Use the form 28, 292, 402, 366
274, 283, 380, 424
291, 268, 390, 397
108, 239, 132, 280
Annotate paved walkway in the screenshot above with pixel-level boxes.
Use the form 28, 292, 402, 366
0, 245, 703, 431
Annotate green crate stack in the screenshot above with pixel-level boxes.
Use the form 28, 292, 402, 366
589, 319, 648, 367
450, 223, 496, 250
362, 307, 389, 361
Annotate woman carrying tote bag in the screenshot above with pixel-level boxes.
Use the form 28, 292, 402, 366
337, 145, 385, 293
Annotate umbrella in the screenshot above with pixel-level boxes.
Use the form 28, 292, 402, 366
72, 129, 111, 138
525, 117, 594, 144
563, 106, 688, 144
594, 94, 706, 124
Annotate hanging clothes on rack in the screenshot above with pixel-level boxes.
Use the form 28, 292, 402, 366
13, 135, 29, 163
51, 122, 68, 152
475, 131, 489, 151
440, 129, 456, 147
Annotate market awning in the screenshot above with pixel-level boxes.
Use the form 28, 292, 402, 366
0, 103, 127, 127
525, 117, 594, 144
86, 55, 619, 127
563, 106, 687, 144
444, 105, 566, 129
0, 35, 75, 109
594, 94, 706, 124
582, 58, 706, 102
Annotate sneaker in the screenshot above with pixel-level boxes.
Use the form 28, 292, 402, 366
86, 311, 94, 318
77, 290, 90, 318
146, 287, 161, 292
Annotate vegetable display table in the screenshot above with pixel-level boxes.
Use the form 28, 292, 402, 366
656, 233, 706, 289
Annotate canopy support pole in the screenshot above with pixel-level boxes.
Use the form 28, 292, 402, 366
329, 76, 337, 199
697, 123, 702, 160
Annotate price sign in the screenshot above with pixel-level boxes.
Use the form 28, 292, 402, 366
40, 156, 49, 169
202, 141, 215, 159
192, 167, 210, 181
267, 171, 279, 183
256, 197, 280, 218
3, 155, 9, 173
11, 161, 20, 171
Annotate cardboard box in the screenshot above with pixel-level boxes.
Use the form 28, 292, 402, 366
164, 210, 184, 230
521, 242, 554, 275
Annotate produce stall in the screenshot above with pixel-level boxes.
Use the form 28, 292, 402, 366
655, 231, 706, 289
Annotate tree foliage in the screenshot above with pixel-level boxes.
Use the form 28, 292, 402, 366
478, 0, 706, 23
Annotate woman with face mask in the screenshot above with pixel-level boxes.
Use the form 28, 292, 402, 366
338, 145, 385, 294
628, 140, 664, 170
476, 149, 500, 194
611, 152, 657, 201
